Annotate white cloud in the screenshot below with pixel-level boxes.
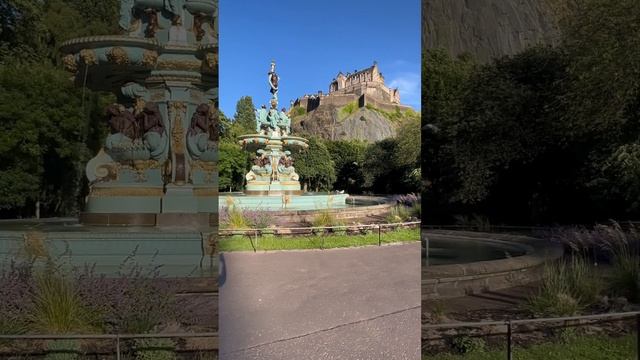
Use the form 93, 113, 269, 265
388, 72, 421, 110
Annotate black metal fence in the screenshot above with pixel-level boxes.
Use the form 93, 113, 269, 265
0, 332, 218, 359
423, 311, 640, 359
218, 221, 421, 251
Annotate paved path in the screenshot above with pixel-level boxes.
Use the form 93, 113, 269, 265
219, 242, 421, 360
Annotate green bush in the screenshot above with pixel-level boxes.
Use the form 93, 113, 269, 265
610, 253, 640, 301
527, 291, 581, 318
290, 106, 306, 117
332, 226, 347, 236
410, 202, 421, 219
566, 256, 603, 304
525, 258, 601, 317
551, 223, 640, 300
224, 206, 250, 230
385, 206, 411, 223
451, 335, 486, 354
311, 210, 343, 228
598, 224, 640, 301
339, 101, 358, 118
29, 271, 95, 334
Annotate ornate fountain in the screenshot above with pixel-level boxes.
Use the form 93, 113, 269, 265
61, 0, 218, 226
224, 62, 348, 210
240, 61, 309, 195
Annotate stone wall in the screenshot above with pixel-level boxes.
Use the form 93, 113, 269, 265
294, 93, 359, 112
318, 94, 358, 109
360, 94, 412, 114
423, 231, 563, 299
0, 229, 217, 277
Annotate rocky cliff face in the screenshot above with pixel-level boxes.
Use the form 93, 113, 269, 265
424, 0, 559, 62
292, 105, 405, 142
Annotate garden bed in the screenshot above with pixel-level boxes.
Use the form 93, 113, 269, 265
218, 226, 420, 252
423, 223, 640, 358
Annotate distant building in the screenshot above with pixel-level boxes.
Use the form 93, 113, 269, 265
330, 61, 401, 104
292, 61, 410, 113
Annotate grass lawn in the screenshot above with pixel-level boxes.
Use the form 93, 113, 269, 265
218, 227, 419, 252
424, 334, 636, 360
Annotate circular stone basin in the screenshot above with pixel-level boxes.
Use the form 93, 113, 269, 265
219, 193, 388, 211
238, 134, 309, 152
219, 194, 396, 225
0, 218, 217, 278
427, 235, 527, 265
185, 0, 217, 14
422, 230, 563, 299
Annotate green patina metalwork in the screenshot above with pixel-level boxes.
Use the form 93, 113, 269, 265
61, 0, 219, 216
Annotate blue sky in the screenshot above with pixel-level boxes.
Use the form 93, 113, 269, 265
219, 0, 421, 117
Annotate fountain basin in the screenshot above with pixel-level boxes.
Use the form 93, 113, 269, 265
219, 194, 395, 224
0, 218, 216, 277
60, 35, 215, 91
221, 192, 349, 211
185, 0, 218, 14
238, 134, 309, 152
422, 230, 563, 299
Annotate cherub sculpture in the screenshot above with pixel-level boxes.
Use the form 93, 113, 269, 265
187, 103, 215, 160
135, 102, 167, 160
105, 103, 138, 150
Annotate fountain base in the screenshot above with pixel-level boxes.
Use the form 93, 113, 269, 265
220, 192, 349, 211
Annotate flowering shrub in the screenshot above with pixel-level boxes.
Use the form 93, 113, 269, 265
244, 209, 272, 229
74, 253, 188, 334
220, 206, 272, 229
0, 255, 188, 336
0, 261, 34, 335
390, 193, 421, 220
392, 193, 421, 206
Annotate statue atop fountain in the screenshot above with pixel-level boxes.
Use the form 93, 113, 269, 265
239, 61, 307, 196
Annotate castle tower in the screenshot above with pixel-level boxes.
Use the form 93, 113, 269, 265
371, 61, 384, 83
330, 72, 347, 93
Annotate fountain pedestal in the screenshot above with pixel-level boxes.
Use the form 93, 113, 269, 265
239, 133, 308, 196
61, 0, 218, 226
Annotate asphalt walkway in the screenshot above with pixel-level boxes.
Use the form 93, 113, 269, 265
219, 242, 421, 360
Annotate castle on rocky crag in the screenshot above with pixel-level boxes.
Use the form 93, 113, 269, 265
292, 61, 412, 113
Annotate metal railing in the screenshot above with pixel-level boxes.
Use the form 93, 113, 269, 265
218, 221, 421, 252
423, 311, 640, 359
0, 332, 218, 359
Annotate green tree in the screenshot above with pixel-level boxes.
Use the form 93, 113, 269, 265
218, 140, 247, 192
423, 46, 582, 223
362, 138, 398, 194
233, 96, 256, 134
0, 0, 124, 217
554, 0, 640, 141
553, 0, 640, 220
0, 63, 90, 216
395, 112, 421, 190
422, 49, 475, 217
452, 46, 568, 204
325, 140, 367, 193
1, 0, 119, 65
294, 137, 336, 192
0, 0, 48, 63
